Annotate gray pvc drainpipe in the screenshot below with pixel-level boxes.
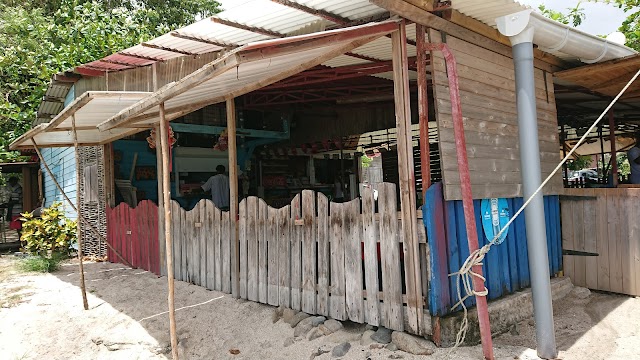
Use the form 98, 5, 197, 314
497, 17, 558, 360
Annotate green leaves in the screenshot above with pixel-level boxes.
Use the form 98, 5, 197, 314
20, 202, 77, 258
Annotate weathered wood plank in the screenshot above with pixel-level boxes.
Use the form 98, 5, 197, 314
221, 210, 231, 293
267, 205, 279, 306
205, 200, 215, 290
278, 205, 291, 307
631, 191, 640, 295
301, 190, 316, 314
198, 200, 208, 288
258, 198, 268, 304
239, 199, 248, 299
330, 202, 347, 321
607, 190, 623, 293
583, 198, 598, 290
213, 206, 222, 291
290, 194, 302, 311
379, 183, 403, 331
619, 195, 633, 295
171, 201, 181, 281
572, 198, 586, 287
316, 193, 330, 316
247, 197, 259, 302
596, 193, 610, 291
344, 198, 364, 323
362, 187, 380, 326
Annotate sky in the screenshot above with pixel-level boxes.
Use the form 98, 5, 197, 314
519, 0, 628, 36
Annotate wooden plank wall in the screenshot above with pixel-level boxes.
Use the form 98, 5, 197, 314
561, 188, 640, 296
106, 200, 160, 275
427, 29, 563, 201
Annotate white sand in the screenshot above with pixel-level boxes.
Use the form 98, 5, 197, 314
1, 257, 639, 360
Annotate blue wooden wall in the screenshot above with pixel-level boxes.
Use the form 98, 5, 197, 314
423, 182, 562, 316
41, 147, 77, 220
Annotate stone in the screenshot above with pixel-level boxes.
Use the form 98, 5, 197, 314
365, 324, 377, 331
369, 343, 385, 350
391, 332, 434, 356
360, 330, 376, 346
326, 330, 362, 343
283, 337, 295, 348
311, 316, 326, 327
287, 312, 311, 328
323, 319, 343, 333
331, 342, 351, 358
388, 354, 404, 359
309, 345, 332, 360
572, 286, 591, 299
294, 317, 316, 338
283, 308, 298, 324
386, 343, 398, 351
509, 324, 519, 336
273, 306, 285, 323
528, 319, 535, 326
370, 327, 392, 344
307, 327, 324, 341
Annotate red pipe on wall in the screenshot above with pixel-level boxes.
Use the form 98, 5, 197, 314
423, 42, 494, 360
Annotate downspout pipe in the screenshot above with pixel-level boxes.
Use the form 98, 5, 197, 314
497, 14, 558, 360
496, 10, 635, 63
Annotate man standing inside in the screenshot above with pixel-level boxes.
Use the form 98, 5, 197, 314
202, 165, 230, 210
5, 176, 22, 221
628, 133, 640, 184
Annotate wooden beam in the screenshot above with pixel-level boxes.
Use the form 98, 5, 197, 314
416, 24, 431, 193
270, 0, 351, 25
98, 59, 139, 68
71, 115, 89, 311
170, 31, 234, 49
391, 22, 423, 335
141, 42, 198, 56
211, 17, 283, 38
404, 0, 435, 12
158, 103, 179, 360
370, 0, 566, 72
227, 99, 240, 299
555, 54, 640, 79
119, 52, 165, 62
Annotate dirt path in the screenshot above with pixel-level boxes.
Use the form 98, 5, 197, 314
1, 256, 639, 360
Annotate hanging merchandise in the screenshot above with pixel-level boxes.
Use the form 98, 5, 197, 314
214, 128, 229, 151
147, 126, 176, 150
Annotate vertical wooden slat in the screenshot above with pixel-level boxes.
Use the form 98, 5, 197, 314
290, 194, 302, 311
607, 191, 623, 293
171, 201, 181, 281
379, 183, 403, 331
301, 190, 317, 314
316, 193, 330, 316
583, 196, 598, 290
222, 210, 231, 293
330, 202, 347, 321
199, 200, 208, 288
137, 202, 147, 271
573, 198, 586, 287
155, 124, 166, 277
214, 205, 223, 291
267, 205, 279, 306
560, 199, 574, 283
278, 206, 291, 307
239, 199, 248, 298
391, 22, 422, 335
247, 197, 259, 302
258, 199, 268, 304
362, 187, 379, 326
344, 199, 364, 323
227, 98, 240, 299
631, 191, 640, 295
595, 194, 610, 291
619, 195, 633, 294
424, 183, 451, 316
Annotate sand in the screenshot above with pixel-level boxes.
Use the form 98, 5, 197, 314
1, 256, 639, 360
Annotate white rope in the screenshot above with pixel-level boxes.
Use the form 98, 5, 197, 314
449, 69, 640, 350
138, 295, 225, 322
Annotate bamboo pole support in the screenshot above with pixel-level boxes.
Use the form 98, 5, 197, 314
227, 98, 240, 298
71, 115, 89, 310
159, 103, 179, 360
30, 139, 131, 267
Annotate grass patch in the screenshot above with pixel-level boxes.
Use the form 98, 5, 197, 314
19, 255, 65, 273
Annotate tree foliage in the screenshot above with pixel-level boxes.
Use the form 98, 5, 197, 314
0, 0, 221, 155
538, 2, 586, 27
594, 0, 640, 50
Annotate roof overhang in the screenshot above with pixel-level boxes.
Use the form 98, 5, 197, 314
97, 20, 399, 132
11, 91, 151, 150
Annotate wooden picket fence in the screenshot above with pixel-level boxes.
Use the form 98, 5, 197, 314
106, 200, 160, 275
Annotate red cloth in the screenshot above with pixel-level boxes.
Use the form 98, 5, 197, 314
9, 215, 21, 230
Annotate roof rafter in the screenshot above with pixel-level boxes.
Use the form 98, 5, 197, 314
118, 52, 166, 62
211, 17, 283, 37
170, 31, 233, 49
141, 42, 198, 56
270, 0, 351, 25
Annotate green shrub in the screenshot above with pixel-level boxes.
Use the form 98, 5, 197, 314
19, 254, 64, 273
20, 202, 77, 258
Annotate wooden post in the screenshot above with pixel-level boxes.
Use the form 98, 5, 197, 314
21, 166, 32, 212
599, 125, 606, 183
71, 115, 89, 311
30, 139, 131, 267
159, 103, 179, 360
608, 110, 618, 187
152, 63, 167, 276
227, 98, 240, 298
391, 22, 423, 335
416, 24, 431, 197
561, 125, 568, 187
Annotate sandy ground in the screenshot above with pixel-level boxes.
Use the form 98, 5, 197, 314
1, 256, 639, 360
